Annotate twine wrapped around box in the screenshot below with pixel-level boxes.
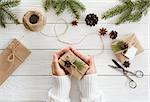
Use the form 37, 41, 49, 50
0, 39, 31, 85
111, 34, 144, 64
58, 51, 89, 80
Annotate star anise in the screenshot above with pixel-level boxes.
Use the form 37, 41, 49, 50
109, 30, 118, 39
123, 61, 130, 68
99, 27, 108, 36
71, 20, 78, 26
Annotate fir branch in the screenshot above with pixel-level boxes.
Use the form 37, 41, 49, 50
73, 59, 84, 71
128, 11, 142, 22
43, 0, 52, 11
55, 0, 66, 15
101, 0, 150, 25
0, 0, 21, 28
42, 0, 86, 19
2, 7, 20, 24
0, 9, 6, 28
101, 5, 127, 20
67, 0, 85, 19
67, 0, 80, 19
116, 2, 133, 25
0, 0, 20, 8
69, 0, 85, 11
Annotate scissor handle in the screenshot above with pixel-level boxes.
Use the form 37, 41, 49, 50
129, 80, 137, 89
135, 70, 144, 78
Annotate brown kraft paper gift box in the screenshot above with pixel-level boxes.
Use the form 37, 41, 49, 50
112, 34, 144, 63
0, 39, 31, 85
58, 50, 89, 80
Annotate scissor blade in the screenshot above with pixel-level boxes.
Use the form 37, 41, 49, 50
108, 65, 118, 68
112, 59, 122, 68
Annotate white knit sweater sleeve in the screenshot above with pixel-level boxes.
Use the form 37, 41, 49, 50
78, 74, 104, 102
46, 75, 71, 102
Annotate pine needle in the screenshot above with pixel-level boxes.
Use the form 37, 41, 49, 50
101, 0, 150, 25
73, 59, 84, 71
0, 0, 20, 8
55, 0, 66, 15
0, 9, 6, 28
0, 0, 21, 28
43, 0, 52, 11
43, 0, 86, 19
2, 8, 20, 24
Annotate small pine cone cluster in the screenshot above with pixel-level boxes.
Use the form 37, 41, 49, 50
109, 30, 118, 39
64, 60, 72, 68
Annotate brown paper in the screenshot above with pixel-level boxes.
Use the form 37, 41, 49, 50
0, 39, 31, 85
122, 34, 144, 54
58, 51, 89, 80
112, 34, 144, 63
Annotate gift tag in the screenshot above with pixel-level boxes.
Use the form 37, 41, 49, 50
124, 46, 137, 60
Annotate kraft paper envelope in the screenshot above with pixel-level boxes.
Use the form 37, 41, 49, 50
0, 39, 31, 85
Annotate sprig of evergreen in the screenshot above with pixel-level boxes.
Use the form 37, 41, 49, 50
0, 0, 21, 28
101, 0, 150, 25
73, 59, 84, 71
43, 0, 86, 19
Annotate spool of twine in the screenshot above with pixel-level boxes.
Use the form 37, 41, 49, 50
23, 10, 46, 32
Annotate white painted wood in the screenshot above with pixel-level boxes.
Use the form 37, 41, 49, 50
0, 23, 149, 49
0, 0, 149, 102
0, 76, 149, 102
0, 50, 146, 76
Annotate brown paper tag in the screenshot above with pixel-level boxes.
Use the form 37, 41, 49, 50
0, 39, 31, 85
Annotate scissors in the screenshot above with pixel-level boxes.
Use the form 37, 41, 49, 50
108, 59, 144, 89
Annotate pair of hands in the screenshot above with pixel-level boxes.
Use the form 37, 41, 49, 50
51, 47, 96, 76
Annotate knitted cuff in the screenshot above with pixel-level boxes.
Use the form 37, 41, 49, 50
78, 74, 99, 98
49, 75, 71, 98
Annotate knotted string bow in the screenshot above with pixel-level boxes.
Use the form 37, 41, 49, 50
7, 40, 24, 69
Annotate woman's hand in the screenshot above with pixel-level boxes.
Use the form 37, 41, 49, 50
51, 47, 70, 76
51, 47, 96, 76
70, 47, 96, 75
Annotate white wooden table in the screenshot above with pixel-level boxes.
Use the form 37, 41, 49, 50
0, 0, 149, 102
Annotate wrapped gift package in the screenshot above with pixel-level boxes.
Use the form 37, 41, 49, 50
111, 34, 144, 64
58, 50, 89, 80
0, 39, 31, 85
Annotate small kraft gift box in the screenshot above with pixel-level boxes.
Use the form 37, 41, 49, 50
58, 50, 89, 80
0, 39, 31, 85
111, 34, 144, 64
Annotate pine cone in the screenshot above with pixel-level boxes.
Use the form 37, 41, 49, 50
85, 13, 98, 27
99, 27, 108, 36
71, 20, 78, 26
121, 42, 128, 51
109, 30, 118, 39
123, 61, 130, 68
64, 60, 72, 68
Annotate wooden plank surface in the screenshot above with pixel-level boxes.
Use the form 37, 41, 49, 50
0, 50, 145, 76
0, 23, 149, 49
0, 0, 149, 102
